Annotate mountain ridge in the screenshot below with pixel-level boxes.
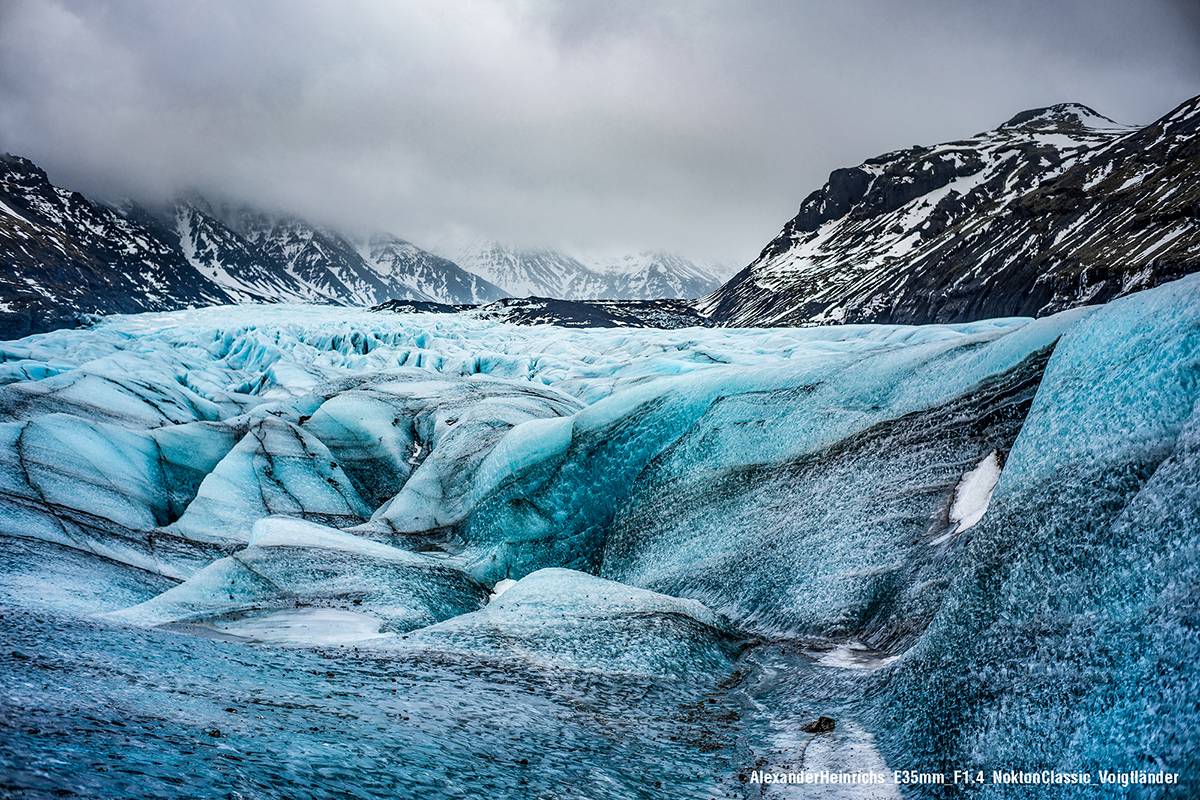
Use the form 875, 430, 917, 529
434, 239, 722, 301
0, 158, 719, 337
4, 93, 1195, 337
701, 95, 1199, 326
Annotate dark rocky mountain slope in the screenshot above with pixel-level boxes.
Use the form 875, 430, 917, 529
0, 159, 506, 337
0, 155, 232, 337
702, 96, 1200, 326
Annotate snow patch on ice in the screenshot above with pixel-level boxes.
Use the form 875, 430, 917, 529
488, 578, 517, 601
949, 451, 1001, 533
811, 641, 900, 672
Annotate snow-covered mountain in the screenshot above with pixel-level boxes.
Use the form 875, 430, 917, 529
0, 161, 507, 336
580, 251, 722, 300
0, 155, 233, 337
213, 207, 398, 305
703, 97, 1200, 326
170, 203, 317, 303
434, 241, 609, 299
203, 206, 506, 307
358, 235, 505, 305
437, 240, 721, 300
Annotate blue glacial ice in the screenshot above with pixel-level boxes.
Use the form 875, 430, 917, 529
165, 415, 372, 545
390, 567, 738, 677
880, 273, 1200, 785
109, 517, 487, 641
0, 281, 1196, 798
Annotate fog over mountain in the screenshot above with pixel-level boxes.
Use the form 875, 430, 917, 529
1, 0, 1197, 266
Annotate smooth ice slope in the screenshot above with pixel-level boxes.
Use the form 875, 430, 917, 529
880, 271, 1200, 788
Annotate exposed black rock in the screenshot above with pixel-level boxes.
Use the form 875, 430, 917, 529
372, 299, 473, 314
801, 716, 836, 734
472, 297, 714, 328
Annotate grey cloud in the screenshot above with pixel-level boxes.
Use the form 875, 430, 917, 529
0, 0, 1196, 267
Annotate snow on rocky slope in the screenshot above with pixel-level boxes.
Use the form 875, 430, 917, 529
193, 203, 509, 307
0, 162, 507, 336
171, 202, 317, 303
703, 96, 1200, 326
434, 239, 607, 299
358, 234, 505, 305
436, 239, 721, 301
0, 155, 232, 337
580, 250, 722, 300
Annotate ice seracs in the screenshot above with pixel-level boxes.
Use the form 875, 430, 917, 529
108, 517, 487, 641
2, 274, 1198, 795
391, 568, 737, 676
165, 415, 372, 545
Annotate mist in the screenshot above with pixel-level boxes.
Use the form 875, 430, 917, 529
1, 0, 1196, 267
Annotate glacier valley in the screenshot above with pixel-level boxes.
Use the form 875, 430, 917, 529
0, 275, 1197, 798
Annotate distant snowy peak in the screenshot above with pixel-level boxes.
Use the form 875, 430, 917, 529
218, 209, 393, 305
438, 240, 720, 300
580, 251, 721, 300
583, 250, 707, 276
703, 93, 1200, 326
439, 241, 605, 299
187, 203, 504, 306
359, 234, 507, 304
173, 204, 315, 303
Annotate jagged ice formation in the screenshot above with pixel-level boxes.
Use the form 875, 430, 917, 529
0, 277, 1196, 798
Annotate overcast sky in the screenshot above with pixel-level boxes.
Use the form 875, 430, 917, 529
1, 0, 1197, 267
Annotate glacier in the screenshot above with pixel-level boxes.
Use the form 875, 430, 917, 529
0, 277, 1197, 798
